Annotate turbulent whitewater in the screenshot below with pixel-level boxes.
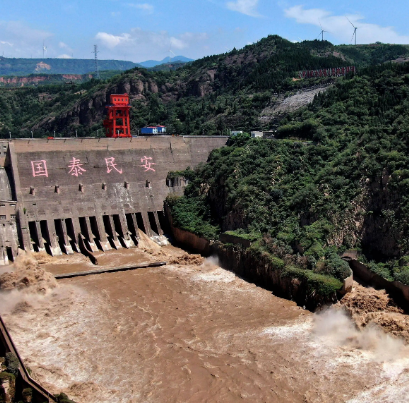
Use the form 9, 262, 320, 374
1, 244, 409, 402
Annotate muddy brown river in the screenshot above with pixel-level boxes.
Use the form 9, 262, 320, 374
2, 238, 409, 402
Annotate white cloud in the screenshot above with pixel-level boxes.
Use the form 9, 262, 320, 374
59, 42, 69, 49
0, 21, 53, 57
284, 5, 409, 44
126, 3, 154, 14
57, 54, 73, 59
95, 32, 131, 48
170, 37, 187, 50
95, 28, 208, 60
226, 0, 260, 17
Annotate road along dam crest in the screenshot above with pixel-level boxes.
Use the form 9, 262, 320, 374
0, 136, 228, 264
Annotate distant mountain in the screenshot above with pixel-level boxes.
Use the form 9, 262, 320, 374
148, 61, 189, 72
0, 70, 124, 88
0, 58, 140, 76
3, 36, 409, 139
139, 56, 194, 68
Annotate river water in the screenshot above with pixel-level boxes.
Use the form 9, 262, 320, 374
3, 241, 409, 403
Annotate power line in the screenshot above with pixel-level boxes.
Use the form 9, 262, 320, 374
93, 45, 100, 79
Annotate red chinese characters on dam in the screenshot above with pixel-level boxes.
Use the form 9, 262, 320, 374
30, 156, 154, 177
105, 157, 123, 174
31, 160, 49, 177
140, 156, 155, 172
68, 157, 87, 177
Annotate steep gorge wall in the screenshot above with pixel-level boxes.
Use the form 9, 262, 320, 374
167, 214, 345, 311
213, 243, 342, 311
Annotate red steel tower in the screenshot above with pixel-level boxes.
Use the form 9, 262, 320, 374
103, 94, 132, 138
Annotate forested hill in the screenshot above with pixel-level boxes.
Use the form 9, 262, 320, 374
1, 35, 409, 137
168, 61, 409, 290
0, 57, 139, 76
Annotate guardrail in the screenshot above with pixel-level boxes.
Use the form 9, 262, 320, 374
0, 315, 57, 402
55, 261, 167, 279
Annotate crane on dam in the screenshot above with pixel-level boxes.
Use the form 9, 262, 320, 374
103, 93, 167, 137
103, 94, 132, 138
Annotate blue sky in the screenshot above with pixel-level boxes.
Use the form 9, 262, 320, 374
1, 0, 409, 62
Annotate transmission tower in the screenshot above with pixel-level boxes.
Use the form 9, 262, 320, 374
93, 45, 100, 79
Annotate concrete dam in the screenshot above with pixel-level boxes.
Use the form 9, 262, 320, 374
0, 136, 228, 264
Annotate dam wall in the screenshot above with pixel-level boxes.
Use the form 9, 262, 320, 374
0, 143, 18, 264
0, 136, 227, 263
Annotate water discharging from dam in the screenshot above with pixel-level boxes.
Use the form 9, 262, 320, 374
2, 239, 409, 403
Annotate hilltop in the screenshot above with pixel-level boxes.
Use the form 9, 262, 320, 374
1, 35, 409, 137
0, 57, 139, 76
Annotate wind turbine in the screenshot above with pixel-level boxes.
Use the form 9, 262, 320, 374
42, 41, 47, 58
317, 21, 328, 42
347, 17, 358, 45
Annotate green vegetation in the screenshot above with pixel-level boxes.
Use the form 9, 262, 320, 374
148, 61, 189, 72
0, 78, 111, 138
337, 43, 409, 66
168, 60, 409, 290
283, 266, 343, 296
167, 194, 219, 240
2, 36, 409, 138
0, 371, 15, 381
5, 353, 19, 376
0, 70, 124, 88
224, 229, 261, 242
248, 239, 344, 296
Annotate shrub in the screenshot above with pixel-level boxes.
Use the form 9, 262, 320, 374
224, 230, 261, 242
0, 371, 15, 382
270, 256, 285, 270
394, 266, 409, 285
367, 262, 393, 281
305, 242, 325, 259
5, 352, 19, 376
321, 252, 352, 281
282, 266, 343, 296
